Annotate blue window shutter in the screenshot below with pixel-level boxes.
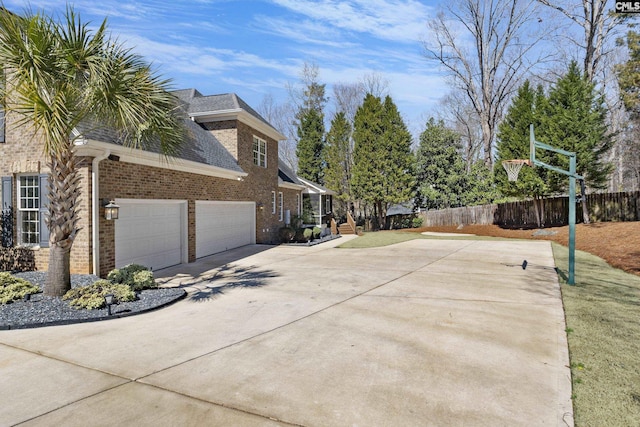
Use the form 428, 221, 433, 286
0, 108, 5, 143
39, 174, 49, 247
1, 176, 12, 248
1, 176, 11, 211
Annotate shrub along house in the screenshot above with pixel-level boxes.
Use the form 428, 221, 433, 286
0, 88, 312, 277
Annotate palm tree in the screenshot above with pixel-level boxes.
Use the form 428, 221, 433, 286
0, 6, 185, 296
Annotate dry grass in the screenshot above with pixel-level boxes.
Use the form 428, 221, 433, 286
553, 243, 640, 426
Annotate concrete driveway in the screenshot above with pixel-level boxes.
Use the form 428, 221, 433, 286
0, 236, 573, 426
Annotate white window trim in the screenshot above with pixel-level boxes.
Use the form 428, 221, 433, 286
278, 192, 283, 221
17, 175, 40, 246
253, 136, 267, 168
271, 191, 276, 214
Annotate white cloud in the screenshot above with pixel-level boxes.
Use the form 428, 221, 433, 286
269, 0, 433, 43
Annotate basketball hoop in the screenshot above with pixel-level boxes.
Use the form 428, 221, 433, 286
502, 159, 530, 182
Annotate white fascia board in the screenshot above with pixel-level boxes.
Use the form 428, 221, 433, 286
190, 109, 286, 141
74, 140, 247, 181
298, 177, 325, 194
279, 181, 305, 191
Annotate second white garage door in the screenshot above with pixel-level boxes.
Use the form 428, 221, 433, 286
115, 199, 187, 271
196, 201, 255, 258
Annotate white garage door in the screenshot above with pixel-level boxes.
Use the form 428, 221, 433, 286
115, 199, 186, 270
196, 201, 255, 258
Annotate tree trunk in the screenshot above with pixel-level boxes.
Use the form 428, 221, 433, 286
44, 148, 82, 297
481, 117, 493, 169
580, 179, 590, 224
45, 244, 71, 296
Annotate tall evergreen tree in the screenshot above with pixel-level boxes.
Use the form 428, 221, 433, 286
461, 160, 499, 206
541, 62, 612, 191
294, 63, 327, 183
415, 118, 466, 209
324, 111, 352, 217
296, 108, 325, 183
352, 94, 414, 229
496, 81, 552, 198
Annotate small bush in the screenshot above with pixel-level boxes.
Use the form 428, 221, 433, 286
107, 264, 156, 291
63, 280, 136, 310
412, 217, 424, 228
303, 228, 313, 241
279, 226, 295, 243
312, 227, 321, 239
0, 272, 40, 304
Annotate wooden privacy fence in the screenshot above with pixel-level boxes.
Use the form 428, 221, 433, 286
419, 191, 640, 228
420, 204, 498, 227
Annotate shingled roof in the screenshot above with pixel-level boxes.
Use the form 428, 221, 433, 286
75, 115, 244, 174
278, 159, 305, 188
172, 89, 272, 128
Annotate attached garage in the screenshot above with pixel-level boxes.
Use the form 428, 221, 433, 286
115, 199, 187, 270
196, 201, 255, 258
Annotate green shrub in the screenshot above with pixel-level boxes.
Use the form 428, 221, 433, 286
63, 280, 136, 310
0, 272, 40, 304
303, 228, 313, 241
279, 226, 295, 243
107, 264, 156, 291
312, 226, 321, 239
412, 217, 424, 228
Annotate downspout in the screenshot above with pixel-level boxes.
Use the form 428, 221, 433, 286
92, 150, 110, 276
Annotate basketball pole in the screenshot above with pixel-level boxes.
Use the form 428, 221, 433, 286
529, 125, 582, 285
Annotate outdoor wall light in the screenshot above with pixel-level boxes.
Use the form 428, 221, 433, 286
257, 202, 264, 211
104, 294, 115, 316
103, 200, 120, 220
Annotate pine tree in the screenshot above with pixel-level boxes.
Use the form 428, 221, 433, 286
496, 80, 556, 226
461, 160, 499, 206
324, 112, 352, 217
352, 94, 384, 206
617, 30, 640, 119
541, 62, 612, 191
352, 94, 415, 229
415, 118, 466, 209
380, 96, 415, 226
294, 65, 327, 183
496, 81, 552, 198
296, 108, 325, 183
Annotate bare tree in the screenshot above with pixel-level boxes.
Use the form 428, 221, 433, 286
257, 93, 298, 171
286, 62, 327, 116
537, 0, 623, 83
332, 82, 365, 124
360, 72, 389, 99
439, 91, 484, 172
424, 0, 553, 168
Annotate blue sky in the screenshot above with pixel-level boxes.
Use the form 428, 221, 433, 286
5, 0, 447, 134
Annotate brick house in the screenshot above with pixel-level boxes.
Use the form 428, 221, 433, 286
0, 88, 321, 277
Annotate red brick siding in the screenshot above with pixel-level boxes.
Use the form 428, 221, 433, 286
0, 111, 92, 274
2, 107, 285, 277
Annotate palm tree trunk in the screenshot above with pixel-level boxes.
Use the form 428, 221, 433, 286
46, 244, 71, 296
44, 148, 82, 297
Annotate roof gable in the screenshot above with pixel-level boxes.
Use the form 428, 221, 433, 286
172, 89, 285, 141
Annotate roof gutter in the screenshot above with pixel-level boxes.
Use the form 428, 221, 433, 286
75, 140, 247, 181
